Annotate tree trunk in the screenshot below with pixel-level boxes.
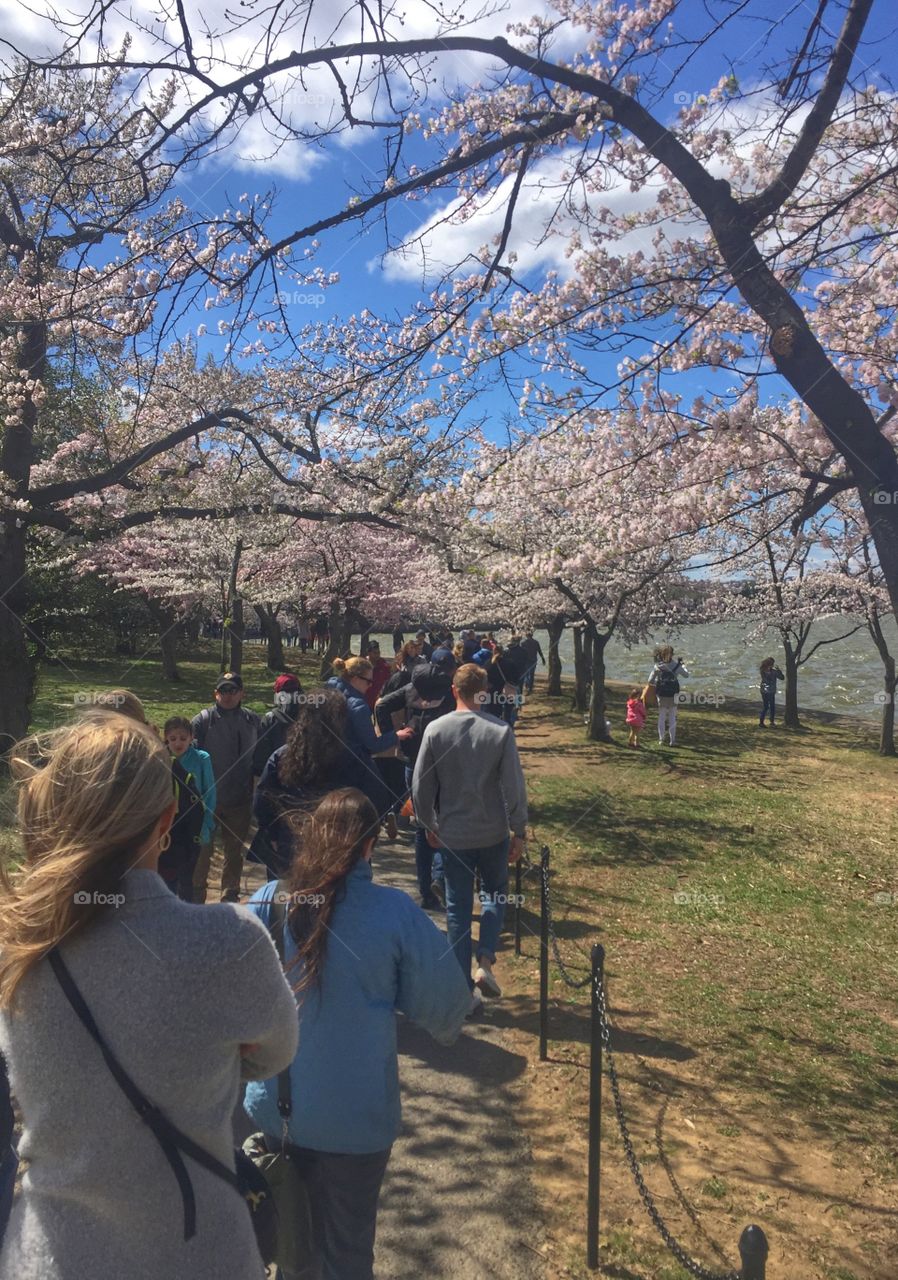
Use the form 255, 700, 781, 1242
228, 596, 244, 675
546, 613, 564, 696
782, 643, 801, 729
572, 625, 589, 713
0, 522, 33, 756
254, 604, 285, 672
146, 600, 181, 682
879, 655, 896, 757
319, 604, 345, 678
585, 630, 611, 742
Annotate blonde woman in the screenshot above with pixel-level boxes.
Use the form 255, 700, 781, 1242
327, 658, 414, 831
647, 645, 690, 746
0, 713, 298, 1280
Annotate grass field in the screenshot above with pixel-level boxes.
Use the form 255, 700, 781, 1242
3, 647, 897, 1278
503, 686, 898, 1280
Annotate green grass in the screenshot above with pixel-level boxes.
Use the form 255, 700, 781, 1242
522, 684, 898, 1174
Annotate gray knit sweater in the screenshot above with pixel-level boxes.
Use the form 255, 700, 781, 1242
0, 870, 298, 1280
412, 708, 528, 848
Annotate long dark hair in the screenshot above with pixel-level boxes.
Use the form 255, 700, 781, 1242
278, 688, 348, 791
285, 788, 379, 994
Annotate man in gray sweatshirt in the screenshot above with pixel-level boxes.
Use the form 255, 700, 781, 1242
412, 662, 527, 1003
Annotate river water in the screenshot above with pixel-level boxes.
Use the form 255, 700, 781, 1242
371, 616, 896, 719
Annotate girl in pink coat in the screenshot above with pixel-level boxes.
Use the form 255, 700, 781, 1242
625, 687, 647, 748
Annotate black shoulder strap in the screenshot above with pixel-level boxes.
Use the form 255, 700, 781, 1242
194, 707, 212, 750
269, 886, 292, 1124
47, 949, 240, 1241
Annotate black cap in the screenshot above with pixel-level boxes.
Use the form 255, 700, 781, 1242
215, 672, 243, 692
412, 663, 452, 702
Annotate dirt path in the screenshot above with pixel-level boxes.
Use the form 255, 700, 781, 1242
237, 834, 548, 1280
371, 837, 548, 1280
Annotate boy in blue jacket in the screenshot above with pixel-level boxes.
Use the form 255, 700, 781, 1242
161, 716, 217, 901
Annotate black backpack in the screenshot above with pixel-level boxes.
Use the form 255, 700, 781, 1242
171, 759, 204, 844
655, 667, 680, 698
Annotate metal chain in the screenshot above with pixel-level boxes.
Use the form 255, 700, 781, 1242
539, 858, 593, 989
594, 972, 741, 1280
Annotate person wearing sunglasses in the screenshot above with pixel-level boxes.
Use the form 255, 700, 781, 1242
327, 658, 413, 833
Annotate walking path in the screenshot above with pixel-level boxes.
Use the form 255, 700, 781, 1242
237, 833, 548, 1280
373, 836, 547, 1280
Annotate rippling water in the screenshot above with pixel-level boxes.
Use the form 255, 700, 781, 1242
373, 616, 897, 719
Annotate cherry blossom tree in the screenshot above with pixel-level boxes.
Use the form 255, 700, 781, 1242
32, 0, 898, 631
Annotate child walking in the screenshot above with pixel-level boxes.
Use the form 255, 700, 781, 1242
625, 687, 646, 747
759, 657, 785, 726
161, 716, 216, 901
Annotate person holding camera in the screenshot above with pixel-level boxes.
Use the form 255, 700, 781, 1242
647, 646, 690, 747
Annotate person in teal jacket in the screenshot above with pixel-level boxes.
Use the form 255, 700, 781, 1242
161, 717, 216, 901
243, 787, 470, 1280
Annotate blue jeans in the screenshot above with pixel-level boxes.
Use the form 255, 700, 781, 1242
442, 838, 510, 987
760, 690, 776, 723
405, 767, 444, 898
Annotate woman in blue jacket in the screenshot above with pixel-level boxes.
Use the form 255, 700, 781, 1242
244, 788, 471, 1280
327, 656, 413, 823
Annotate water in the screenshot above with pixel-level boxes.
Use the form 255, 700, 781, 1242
369, 617, 897, 719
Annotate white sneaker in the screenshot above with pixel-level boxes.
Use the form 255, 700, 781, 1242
466, 989, 485, 1020
474, 967, 502, 998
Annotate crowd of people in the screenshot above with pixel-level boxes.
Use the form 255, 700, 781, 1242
0, 625, 537, 1280
0, 623, 790, 1279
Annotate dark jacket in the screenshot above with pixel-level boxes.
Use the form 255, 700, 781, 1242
374, 684, 455, 769
253, 705, 300, 777
325, 677, 400, 819
500, 645, 528, 685
191, 704, 261, 807
250, 745, 367, 876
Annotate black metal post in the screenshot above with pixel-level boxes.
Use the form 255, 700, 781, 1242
739, 1225, 769, 1279
539, 846, 549, 1061
587, 943, 604, 1270
514, 860, 523, 957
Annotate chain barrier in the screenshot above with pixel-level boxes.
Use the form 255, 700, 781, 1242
594, 967, 744, 1280
538, 850, 593, 990
532, 844, 766, 1277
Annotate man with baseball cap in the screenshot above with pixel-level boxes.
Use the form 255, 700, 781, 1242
191, 672, 261, 903
253, 673, 303, 776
